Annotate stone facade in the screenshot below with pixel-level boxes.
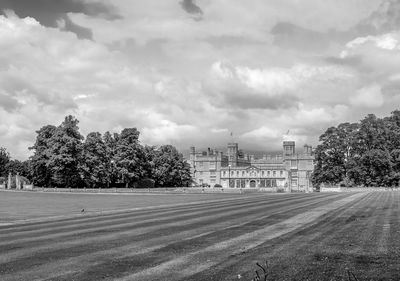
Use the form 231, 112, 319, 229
188, 140, 314, 192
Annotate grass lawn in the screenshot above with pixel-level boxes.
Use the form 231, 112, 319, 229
1, 191, 399, 280
0, 190, 248, 223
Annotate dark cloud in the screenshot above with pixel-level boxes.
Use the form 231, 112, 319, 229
0, 0, 121, 39
0, 92, 21, 112
108, 38, 169, 66
205, 35, 264, 48
271, 22, 328, 51
204, 80, 299, 110
180, 0, 203, 20
222, 91, 298, 110
355, 0, 400, 35
325, 55, 363, 67
270, 22, 352, 52
270, 0, 400, 54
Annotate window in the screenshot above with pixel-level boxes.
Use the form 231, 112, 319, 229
267, 171, 270, 176
236, 171, 239, 177
199, 161, 203, 167
262, 171, 265, 176
280, 171, 283, 176
209, 161, 216, 169
199, 171, 203, 176
210, 171, 216, 176
223, 171, 226, 177
242, 171, 245, 176
291, 160, 297, 167
273, 171, 276, 176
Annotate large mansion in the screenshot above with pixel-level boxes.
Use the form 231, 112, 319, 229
188, 140, 314, 192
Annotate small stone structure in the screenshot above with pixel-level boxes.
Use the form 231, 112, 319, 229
7, 172, 12, 189
4, 173, 25, 190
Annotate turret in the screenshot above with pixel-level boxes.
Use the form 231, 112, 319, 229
283, 141, 295, 158
227, 143, 238, 167
189, 146, 196, 161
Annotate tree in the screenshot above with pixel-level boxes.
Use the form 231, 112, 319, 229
354, 114, 388, 154
314, 110, 400, 187
148, 145, 192, 187
114, 128, 148, 187
0, 147, 10, 177
80, 132, 109, 188
29, 125, 57, 186
103, 131, 119, 187
356, 149, 393, 186
312, 123, 358, 187
47, 116, 84, 188
5, 160, 30, 178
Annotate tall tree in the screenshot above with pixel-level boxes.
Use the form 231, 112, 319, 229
114, 128, 147, 187
29, 125, 56, 187
103, 131, 119, 187
47, 116, 84, 188
0, 147, 10, 177
312, 124, 358, 186
80, 132, 109, 188
354, 114, 388, 153
148, 145, 192, 187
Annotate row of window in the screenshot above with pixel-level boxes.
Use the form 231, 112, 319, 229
197, 161, 216, 168
227, 179, 279, 188
222, 170, 284, 177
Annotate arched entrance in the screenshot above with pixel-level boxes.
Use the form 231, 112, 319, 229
249, 180, 257, 188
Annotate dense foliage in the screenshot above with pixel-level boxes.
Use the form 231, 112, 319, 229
2, 115, 191, 188
312, 111, 400, 187
0, 147, 30, 184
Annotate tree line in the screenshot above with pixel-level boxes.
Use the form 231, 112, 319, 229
312, 110, 400, 188
0, 116, 192, 188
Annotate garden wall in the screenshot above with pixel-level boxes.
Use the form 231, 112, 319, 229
321, 187, 397, 192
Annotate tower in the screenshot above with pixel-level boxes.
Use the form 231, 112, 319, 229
227, 143, 238, 167
189, 146, 196, 161
283, 141, 295, 158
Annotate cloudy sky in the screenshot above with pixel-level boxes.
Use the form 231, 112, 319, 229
1, 0, 400, 159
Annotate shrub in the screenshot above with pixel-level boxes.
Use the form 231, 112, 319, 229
214, 184, 222, 188
135, 178, 155, 189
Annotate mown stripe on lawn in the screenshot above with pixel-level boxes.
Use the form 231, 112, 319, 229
0, 193, 318, 238
0, 193, 344, 269
114, 193, 365, 281
187, 192, 377, 281
0, 194, 348, 280
35, 194, 351, 281
0, 194, 328, 254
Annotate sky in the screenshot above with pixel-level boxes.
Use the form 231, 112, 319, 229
1, 0, 400, 160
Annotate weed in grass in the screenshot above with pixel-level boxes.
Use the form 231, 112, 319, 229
250, 259, 268, 281
347, 270, 359, 281
249, 260, 360, 280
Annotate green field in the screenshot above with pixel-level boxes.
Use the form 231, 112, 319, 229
0, 190, 399, 280
0, 190, 244, 223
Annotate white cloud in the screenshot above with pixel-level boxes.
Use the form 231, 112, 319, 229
241, 126, 280, 140
350, 84, 384, 108
142, 119, 198, 145
344, 33, 400, 52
